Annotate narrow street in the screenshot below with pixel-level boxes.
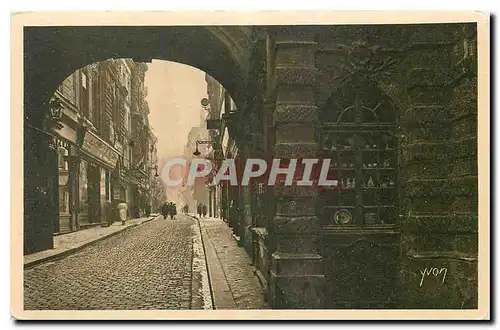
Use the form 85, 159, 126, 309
24, 214, 265, 310
24, 215, 265, 310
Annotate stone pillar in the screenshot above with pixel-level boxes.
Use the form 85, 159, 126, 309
208, 188, 213, 217
399, 25, 478, 308
213, 186, 217, 218
242, 184, 253, 254
66, 151, 81, 231
24, 113, 57, 254
268, 27, 324, 308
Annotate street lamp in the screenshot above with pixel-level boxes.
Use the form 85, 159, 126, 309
193, 144, 201, 156
193, 140, 212, 156
201, 97, 210, 111
49, 98, 63, 121
47, 97, 64, 129
148, 139, 159, 177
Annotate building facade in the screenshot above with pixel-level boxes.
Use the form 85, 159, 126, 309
49, 59, 157, 236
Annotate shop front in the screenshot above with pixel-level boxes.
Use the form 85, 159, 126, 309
126, 183, 138, 218
77, 130, 120, 228
137, 181, 149, 217
56, 140, 71, 233
52, 120, 80, 234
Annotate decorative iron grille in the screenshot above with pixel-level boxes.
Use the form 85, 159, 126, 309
320, 87, 398, 227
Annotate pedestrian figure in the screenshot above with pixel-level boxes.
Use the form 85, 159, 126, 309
161, 202, 169, 220
202, 204, 207, 218
197, 204, 202, 218
168, 202, 177, 220
185, 205, 189, 214
104, 201, 114, 226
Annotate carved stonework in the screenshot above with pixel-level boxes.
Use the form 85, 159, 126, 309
273, 216, 318, 235
274, 142, 318, 159
275, 66, 318, 86
276, 197, 315, 216
336, 41, 400, 82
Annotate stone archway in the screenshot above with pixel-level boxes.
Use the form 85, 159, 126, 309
24, 26, 252, 116
22, 22, 478, 309
23, 26, 253, 254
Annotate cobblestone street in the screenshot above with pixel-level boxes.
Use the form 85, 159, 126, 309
24, 215, 208, 310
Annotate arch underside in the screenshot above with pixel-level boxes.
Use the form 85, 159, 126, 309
23, 26, 251, 116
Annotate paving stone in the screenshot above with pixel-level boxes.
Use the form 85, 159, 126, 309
24, 216, 198, 310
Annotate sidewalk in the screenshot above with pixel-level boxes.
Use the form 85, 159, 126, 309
24, 215, 158, 269
196, 216, 267, 310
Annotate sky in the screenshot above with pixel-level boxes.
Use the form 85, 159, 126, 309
144, 60, 209, 203
144, 60, 208, 162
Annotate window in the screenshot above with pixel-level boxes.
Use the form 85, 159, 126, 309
92, 70, 100, 131
79, 160, 89, 222
320, 84, 398, 227
58, 147, 68, 170
59, 187, 69, 214
109, 122, 115, 143
112, 82, 121, 138
124, 145, 130, 168
81, 71, 87, 89
80, 71, 89, 117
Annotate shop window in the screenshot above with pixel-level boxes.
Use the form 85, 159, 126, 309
79, 160, 89, 222
320, 84, 398, 227
58, 147, 68, 170
59, 187, 69, 214
100, 168, 107, 209
105, 171, 110, 202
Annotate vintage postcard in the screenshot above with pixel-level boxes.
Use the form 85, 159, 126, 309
11, 11, 489, 320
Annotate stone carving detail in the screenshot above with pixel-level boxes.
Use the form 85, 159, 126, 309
275, 142, 318, 158
337, 41, 399, 82
275, 105, 317, 123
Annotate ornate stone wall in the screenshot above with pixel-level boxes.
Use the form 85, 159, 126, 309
267, 26, 325, 308
313, 23, 478, 308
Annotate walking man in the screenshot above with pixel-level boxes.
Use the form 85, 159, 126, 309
197, 204, 202, 218
161, 202, 169, 220
202, 204, 207, 218
169, 202, 177, 220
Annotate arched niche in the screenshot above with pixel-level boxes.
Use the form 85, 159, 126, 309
318, 79, 400, 227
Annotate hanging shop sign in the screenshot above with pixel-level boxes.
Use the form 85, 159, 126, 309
53, 122, 78, 146
81, 131, 120, 169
